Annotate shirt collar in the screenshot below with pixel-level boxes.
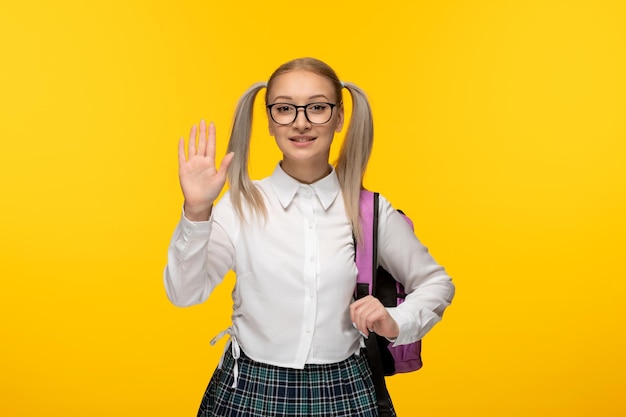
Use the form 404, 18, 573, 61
270, 163, 341, 210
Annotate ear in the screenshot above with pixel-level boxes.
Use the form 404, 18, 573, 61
335, 105, 345, 133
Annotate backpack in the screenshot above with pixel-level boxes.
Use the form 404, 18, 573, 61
355, 190, 423, 376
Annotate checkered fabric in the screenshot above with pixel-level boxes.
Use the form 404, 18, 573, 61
197, 347, 395, 417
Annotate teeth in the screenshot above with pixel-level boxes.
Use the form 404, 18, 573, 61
292, 138, 313, 142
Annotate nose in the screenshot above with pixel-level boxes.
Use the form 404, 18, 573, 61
292, 108, 310, 130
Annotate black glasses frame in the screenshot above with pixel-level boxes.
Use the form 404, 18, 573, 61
266, 102, 337, 125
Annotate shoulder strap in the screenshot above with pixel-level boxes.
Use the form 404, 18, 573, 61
355, 190, 377, 297
355, 190, 395, 416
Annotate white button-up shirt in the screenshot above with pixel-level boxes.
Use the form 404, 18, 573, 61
164, 164, 454, 369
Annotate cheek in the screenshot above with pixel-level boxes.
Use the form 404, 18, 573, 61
271, 126, 288, 140
329, 120, 342, 135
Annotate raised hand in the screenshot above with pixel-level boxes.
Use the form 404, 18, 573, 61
178, 120, 234, 221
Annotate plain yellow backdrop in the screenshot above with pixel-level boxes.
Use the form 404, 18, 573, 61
1, 0, 625, 416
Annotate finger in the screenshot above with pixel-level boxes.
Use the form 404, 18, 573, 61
352, 321, 369, 338
349, 296, 369, 327
351, 298, 373, 336
349, 298, 360, 325
353, 297, 388, 336
210, 151, 235, 187
188, 124, 198, 156
350, 295, 373, 309
364, 309, 383, 332
206, 121, 217, 163
361, 306, 378, 335
197, 119, 207, 157
219, 151, 235, 174
361, 306, 397, 339
178, 137, 186, 167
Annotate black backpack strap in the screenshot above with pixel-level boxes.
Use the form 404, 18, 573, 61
365, 334, 394, 416
368, 192, 394, 416
372, 192, 379, 296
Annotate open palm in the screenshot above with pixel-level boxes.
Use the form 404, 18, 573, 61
178, 120, 234, 221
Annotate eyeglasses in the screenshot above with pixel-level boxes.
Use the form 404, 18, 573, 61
266, 102, 337, 125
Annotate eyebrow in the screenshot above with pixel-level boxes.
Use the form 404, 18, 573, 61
271, 94, 330, 102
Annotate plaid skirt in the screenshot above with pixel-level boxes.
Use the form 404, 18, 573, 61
197, 345, 396, 417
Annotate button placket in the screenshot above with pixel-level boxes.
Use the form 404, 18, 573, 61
301, 187, 318, 341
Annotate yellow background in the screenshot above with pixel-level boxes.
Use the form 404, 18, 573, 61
1, 0, 625, 416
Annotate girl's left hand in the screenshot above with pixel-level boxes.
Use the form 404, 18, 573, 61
350, 295, 399, 339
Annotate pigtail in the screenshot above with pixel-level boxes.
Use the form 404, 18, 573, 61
334, 82, 374, 244
226, 82, 268, 220
227, 58, 371, 236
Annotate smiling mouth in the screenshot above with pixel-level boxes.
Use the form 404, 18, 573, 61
290, 136, 316, 143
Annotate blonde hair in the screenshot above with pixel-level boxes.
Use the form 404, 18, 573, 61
226, 57, 374, 242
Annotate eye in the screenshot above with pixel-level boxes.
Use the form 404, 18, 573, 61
307, 103, 328, 113
274, 104, 295, 114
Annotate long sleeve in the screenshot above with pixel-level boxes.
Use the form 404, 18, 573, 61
163, 207, 236, 307
377, 195, 455, 345
162, 167, 366, 368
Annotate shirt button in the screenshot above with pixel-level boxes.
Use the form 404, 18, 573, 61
310, 256, 315, 262
306, 328, 311, 333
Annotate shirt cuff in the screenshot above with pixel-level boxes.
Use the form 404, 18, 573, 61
385, 307, 415, 346
180, 206, 213, 239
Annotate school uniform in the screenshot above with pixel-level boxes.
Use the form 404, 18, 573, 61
164, 164, 454, 416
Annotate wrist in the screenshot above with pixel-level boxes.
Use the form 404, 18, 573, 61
183, 202, 212, 221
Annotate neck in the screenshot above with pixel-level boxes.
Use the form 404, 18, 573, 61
280, 160, 332, 184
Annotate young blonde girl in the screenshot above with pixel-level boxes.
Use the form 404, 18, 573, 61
165, 57, 454, 417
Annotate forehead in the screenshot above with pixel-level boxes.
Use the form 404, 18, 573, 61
268, 70, 335, 102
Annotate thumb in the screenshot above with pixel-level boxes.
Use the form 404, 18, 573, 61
216, 152, 235, 181
221, 152, 235, 170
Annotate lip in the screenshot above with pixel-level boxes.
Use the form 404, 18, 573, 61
289, 135, 316, 143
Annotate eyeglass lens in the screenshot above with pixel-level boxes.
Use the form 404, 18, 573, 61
269, 103, 334, 125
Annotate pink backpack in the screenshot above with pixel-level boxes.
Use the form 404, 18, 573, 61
355, 190, 423, 375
